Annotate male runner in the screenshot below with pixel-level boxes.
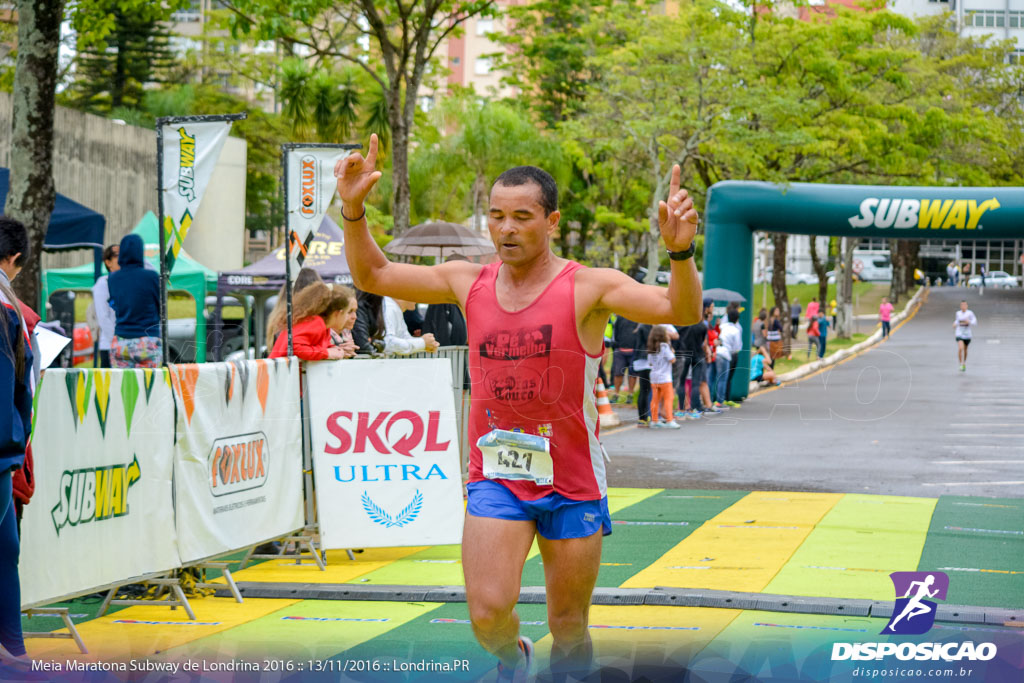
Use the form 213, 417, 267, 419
954, 299, 977, 372
335, 135, 701, 680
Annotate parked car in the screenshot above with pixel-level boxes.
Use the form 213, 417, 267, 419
166, 295, 249, 363
968, 271, 1019, 288
826, 268, 863, 284
759, 268, 819, 285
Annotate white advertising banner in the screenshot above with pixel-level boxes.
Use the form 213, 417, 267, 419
306, 359, 465, 549
20, 369, 180, 607
171, 358, 303, 563
285, 146, 348, 281
161, 118, 234, 270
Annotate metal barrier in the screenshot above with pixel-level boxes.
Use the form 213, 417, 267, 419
393, 346, 470, 476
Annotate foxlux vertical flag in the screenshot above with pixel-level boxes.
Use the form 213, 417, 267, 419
161, 119, 234, 270
285, 147, 348, 282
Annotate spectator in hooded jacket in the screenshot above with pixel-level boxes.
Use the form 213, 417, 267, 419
0, 216, 33, 666
107, 234, 161, 367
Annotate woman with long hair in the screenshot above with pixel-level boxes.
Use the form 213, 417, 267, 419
327, 285, 359, 358
266, 267, 324, 344
268, 282, 348, 360
0, 217, 33, 666
765, 306, 784, 363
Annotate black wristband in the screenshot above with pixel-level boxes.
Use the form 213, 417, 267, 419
341, 205, 366, 222
667, 243, 695, 261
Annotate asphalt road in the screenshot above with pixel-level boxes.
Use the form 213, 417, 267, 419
603, 286, 1024, 498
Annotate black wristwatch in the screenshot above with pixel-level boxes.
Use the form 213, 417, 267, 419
667, 243, 695, 261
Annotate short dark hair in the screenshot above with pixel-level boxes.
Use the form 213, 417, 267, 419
103, 244, 119, 262
0, 216, 29, 267
727, 309, 740, 323
492, 166, 558, 216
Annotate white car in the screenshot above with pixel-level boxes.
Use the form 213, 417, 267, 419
968, 271, 1019, 288
759, 268, 819, 285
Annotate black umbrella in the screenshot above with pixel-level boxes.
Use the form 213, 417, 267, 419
703, 287, 746, 303
384, 221, 495, 258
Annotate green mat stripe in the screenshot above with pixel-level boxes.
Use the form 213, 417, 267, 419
917, 495, 1024, 609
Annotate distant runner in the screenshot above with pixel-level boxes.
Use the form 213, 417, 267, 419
954, 300, 977, 372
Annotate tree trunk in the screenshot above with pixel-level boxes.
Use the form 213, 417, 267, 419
836, 237, 859, 339
904, 241, 920, 291
770, 233, 790, 355
5, 0, 65, 311
808, 235, 829, 314
888, 238, 902, 305
390, 110, 411, 234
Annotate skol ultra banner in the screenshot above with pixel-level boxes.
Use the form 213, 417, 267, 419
161, 118, 234, 270
170, 358, 303, 563
19, 369, 180, 607
285, 146, 349, 282
306, 359, 465, 549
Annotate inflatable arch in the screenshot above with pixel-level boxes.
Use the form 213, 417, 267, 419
702, 181, 1024, 400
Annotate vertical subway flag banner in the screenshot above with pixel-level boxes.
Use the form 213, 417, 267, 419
18, 369, 180, 607
284, 145, 354, 282
171, 358, 304, 563
160, 118, 236, 271
306, 359, 465, 548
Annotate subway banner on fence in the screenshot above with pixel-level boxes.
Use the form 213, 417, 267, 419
19, 369, 179, 607
171, 358, 303, 563
306, 359, 465, 548
160, 117, 234, 270
285, 146, 349, 282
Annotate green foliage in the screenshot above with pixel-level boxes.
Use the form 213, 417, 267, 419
68, 0, 188, 111
408, 94, 568, 226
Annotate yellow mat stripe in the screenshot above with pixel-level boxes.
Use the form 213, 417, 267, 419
621, 491, 842, 591
29, 597, 300, 661
533, 605, 742, 666
223, 546, 427, 585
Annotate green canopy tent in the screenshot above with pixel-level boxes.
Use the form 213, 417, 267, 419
42, 211, 217, 362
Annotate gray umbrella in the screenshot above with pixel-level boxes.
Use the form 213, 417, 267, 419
702, 287, 746, 302
384, 221, 495, 258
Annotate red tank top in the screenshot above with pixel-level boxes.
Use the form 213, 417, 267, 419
465, 260, 605, 501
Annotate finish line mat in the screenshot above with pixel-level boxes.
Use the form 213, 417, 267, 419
19, 489, 1024, 681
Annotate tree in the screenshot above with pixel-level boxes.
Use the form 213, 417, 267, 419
67, 0, 187, 112
5, 0, 64, 310
808, 236, 830, 306
408, 94, 567, 229
223, 0, 497, 234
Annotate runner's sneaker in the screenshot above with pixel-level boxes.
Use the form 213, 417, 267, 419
960, 364, 966, 372
703, 406, 723, 414
684, 410, 702, 420
496, 636, 535, 682
723, 400, 740, 408
649, 420, 663, 429
664, 420, 681, 429
673, 410, 687, 419
637, 419, 650, 428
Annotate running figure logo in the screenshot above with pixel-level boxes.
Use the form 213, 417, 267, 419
883, 571, 949, 635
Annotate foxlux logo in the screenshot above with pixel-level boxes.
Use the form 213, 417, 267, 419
848, 198, 999, 230
299, 155, 318, 218
209, 432, 269, 497
51, 457, 141, 535
831, 571, 998, 663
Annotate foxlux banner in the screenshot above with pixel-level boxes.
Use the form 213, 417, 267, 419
306, 359, 465, 549
171, 358, 303, 563
19, 369, 180, 607
161, 119, 234, 270
285, 147, 349, 282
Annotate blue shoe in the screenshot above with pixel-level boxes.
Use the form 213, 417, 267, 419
673, 411, 687, 418
496, 636, 534, 682
685, 411, 702, 420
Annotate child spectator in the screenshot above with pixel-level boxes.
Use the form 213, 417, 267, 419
647, 325, 680, 429
750, 346, 779, 386
269, 282, 348, 360
806, 316, 820, 359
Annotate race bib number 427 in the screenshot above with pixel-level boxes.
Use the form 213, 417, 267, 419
477, 429, 553, 486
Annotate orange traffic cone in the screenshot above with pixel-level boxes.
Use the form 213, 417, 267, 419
595, 378, 620, 427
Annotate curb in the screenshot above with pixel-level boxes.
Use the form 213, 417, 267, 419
749, 285, 926, 396
216, 582, 1024, 627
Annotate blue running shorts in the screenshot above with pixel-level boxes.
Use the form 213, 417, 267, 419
466, 479, 612, 540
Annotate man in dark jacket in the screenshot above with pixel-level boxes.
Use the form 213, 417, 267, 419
609, 315, 638, 403
107, 234, 162, 367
